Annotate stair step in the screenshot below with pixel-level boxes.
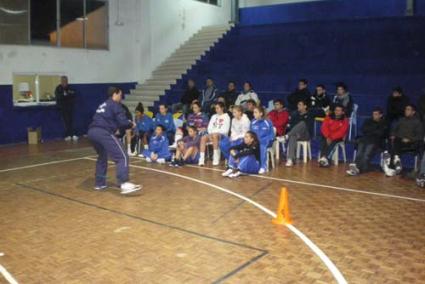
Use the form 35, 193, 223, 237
142, 79, 177, 86
135, 84, 171, 91
130, 89, 165, 96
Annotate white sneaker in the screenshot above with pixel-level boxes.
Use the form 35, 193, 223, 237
120, 182, 142, 194
64, 136, 72, 141
157, 158, 166, 164
94, 185, 107, 191
285, 159, 294, 167
169, 143, 177, 150
72, 135, 79, 141
212, 150, 220, 166
229, 171, 241, 178
222, 169, 234, 177
384, 165, 396, 177
145, 157, 152, 163
138, 153, 145, 158
198, 155, 205, 166
212, 158, 220, 166
258, 168, 266, 174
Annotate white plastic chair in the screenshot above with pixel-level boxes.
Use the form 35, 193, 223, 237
267, 146, 276, 171
332, 141, 347, 165
348, 104, 359, 141
296, 141, 312, 163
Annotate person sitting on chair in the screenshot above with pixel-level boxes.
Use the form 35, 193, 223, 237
346, 108, 387, 176
281, 100, 314, 167
287, 79, 311, 112
268, 99, 289, 137
235, 82, 260, 111
383, 104, 424, 176
318, 105, 349, 167
310, 84, 331, 118
332, 82, 354, 116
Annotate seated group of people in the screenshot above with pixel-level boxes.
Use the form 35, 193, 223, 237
122, 78, 425, 188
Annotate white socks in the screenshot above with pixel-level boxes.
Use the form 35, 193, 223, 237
213, 150, 221, 166
198, 152, 205, 166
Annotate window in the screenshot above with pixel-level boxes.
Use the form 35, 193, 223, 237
0, 0, 30, 44
0, 0, 108, 49
13, 73, 61, 106
195, 0, 221, 6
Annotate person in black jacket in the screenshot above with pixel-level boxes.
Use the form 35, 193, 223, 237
55, 76, 77, 141
282, 100, 315, 167
310, 84, 331, 117
180, 79, 200, 114
332, 82, 354, 116
222, 131, 261, 178
287, 79, 311, 112
383, 104, 424, 176
346, 108, 387, 176
386, 87, 409, 126
219, 81, 239, 108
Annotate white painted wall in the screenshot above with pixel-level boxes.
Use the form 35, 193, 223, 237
137, 0, 232, 83
0, 0, 231, 85
239, 0, 325, 8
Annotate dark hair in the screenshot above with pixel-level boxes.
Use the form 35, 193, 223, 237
244, 81, 253, 89
215, 102, 225, 110
273, 99, 284, 106
135, 102, 144, 113
245, 131, 259, 147
334, 104, 345, 112
206, 77, 214, 81
108, 86, 122, 97
187, 125, 197, 133
316, 84, 326, 89
246, 99, 257, 106
159, 104, 168, 109
336, 82, 348, 91
192, 101, 201, 109
232, 105, 243, 113
393, 86, 403, 94
299, 79, 308, 85
372, 107, 383, 114
298, 100, 308, 108
254, 105, 266, 118
155, 124, 165, 132
228, 81, 236, 85
406, 104, 417, 111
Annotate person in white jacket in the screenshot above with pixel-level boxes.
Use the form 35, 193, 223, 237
220, 106, 251, 160
235, 82, 260, 110
199, 102, 231, 166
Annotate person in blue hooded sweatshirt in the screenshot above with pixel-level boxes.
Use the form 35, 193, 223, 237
154, 104, 176, 144
87, 87, 141, 194
250, 105, 275, 174
142, 125, 171, 163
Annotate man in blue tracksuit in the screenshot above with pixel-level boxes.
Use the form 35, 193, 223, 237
87, 87, 141, 194
154, 104, 176, 144
250, 106, 275, 174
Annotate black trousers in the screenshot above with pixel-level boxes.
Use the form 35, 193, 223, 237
60, 106, 74, 137
320, 137, 343, 159
389, 137, 423, 166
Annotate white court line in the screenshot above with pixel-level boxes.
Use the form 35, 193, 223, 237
0, 157, 86, 173
182, 164, 425, 203
84, 157, 347, 284
0, 264, 18, 284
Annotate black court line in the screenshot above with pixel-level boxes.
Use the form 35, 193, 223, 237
211, 181, 273, 225
15, 183, 269, 283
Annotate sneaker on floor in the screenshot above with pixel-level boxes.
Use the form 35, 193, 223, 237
94, 185, 108, 191
285, 159, 294, 167
198, 158, 205, 167
222, 168, 234, 177
229, 171, 241, 178
145, 157, 152, 163
169, 161, 178, 167
128, 151, 137, 157
157, 158, 166, 164
416, 174, 425, 188
72, 135, 79, 141
258, 168, 266, 175
120, 182, 142, 194
348, 163, 360, 175
64, 136, 72, 141
138, 153, 145, 158
384, 165, 396, 177
394, 160, 402, 175
319, 158, 329, 167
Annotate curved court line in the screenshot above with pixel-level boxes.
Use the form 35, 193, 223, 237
123, 162, 348, 284
183, 164, 425, 203
0, 157, 86, 173
0, 264, 18, 284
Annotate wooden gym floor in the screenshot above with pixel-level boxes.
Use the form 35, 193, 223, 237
0, 139, 425, 284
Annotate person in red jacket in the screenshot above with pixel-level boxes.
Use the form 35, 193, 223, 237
268, 99, 289, 136
319, 104, 349, 167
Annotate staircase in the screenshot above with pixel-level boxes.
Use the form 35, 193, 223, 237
124, 24, 233, 111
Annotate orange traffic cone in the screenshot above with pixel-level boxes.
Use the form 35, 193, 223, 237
272, 187, 292, 225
